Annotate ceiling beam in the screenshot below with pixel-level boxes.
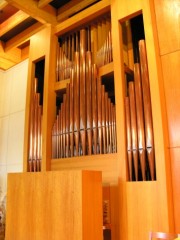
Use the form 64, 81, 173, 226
0, 0, 8, 10
0, 42, 29, 70
55, 0, 110, 35
5, 0, 57, 25
0, 41, 21, 64
0, 10, 29, 37
41, 4, 57, 17
38, 0, 53, 8
5, 22, 45, 51
57, 0, 99, 22
0, 57, 16, 70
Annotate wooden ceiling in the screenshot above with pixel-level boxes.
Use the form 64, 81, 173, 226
0, 0, 100, 70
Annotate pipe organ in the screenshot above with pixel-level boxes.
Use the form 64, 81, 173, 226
125, 39, 155, 181
52, 19, 116, 158
28, 77, 43, 172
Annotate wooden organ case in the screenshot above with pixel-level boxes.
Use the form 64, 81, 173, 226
21, 0, 178, 240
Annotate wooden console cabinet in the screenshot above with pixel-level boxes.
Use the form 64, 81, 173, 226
6, 170, 102, 240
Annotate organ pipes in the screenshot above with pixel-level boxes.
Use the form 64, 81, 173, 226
28, 77, 43, 172
125, 39, 155, 181
52, 27, 116, 158
56, 16, 112, 82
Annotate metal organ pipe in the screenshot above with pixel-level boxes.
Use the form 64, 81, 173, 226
28, 77, 43, 172
125, 39, 156, 181
52, 24, 116, 158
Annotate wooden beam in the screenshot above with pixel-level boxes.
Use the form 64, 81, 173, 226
21, 45, 29, 60
0, 43, 29, 70
38, 0, 53, 8
0, 0, 8, 10
0, 10, 29, 37
57, 0, 99, 22
0, 57, 15, 70
0, 41, 5, 51
41, 4, 56, 16
0, 41, 22, 70
0, 41, 21, 63
5, 22, 45, 51
55, 0, 110, 36
5, 0, 57, 25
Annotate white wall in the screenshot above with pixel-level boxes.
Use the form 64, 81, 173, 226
0, 59, 28, 203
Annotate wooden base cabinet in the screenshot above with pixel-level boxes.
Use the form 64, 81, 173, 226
5, 170, 103, 240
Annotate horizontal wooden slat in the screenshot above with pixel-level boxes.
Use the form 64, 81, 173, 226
38, 0, 53, 8
0, 10, 29, 37
54, 79, 70, 91
98, 62, 114, 77
5, 0, 57, 25
57, 0, 99, 22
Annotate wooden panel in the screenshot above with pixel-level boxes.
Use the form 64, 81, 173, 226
21, 45, 29, 60
154, 0, 180, 55
6, 170, 103, 240
29, 26, 51, 61
114, 0, 141, 20
82, 171, 103, 240
126, 182, 159, 240
161, 51, 180, 148
170, 148, 180, 232
51, 153, 120, 183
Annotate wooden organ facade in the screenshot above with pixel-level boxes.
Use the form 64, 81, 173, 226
18, 0, 180, 240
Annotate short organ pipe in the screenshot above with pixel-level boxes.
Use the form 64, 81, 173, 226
28, 78, 43, 172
